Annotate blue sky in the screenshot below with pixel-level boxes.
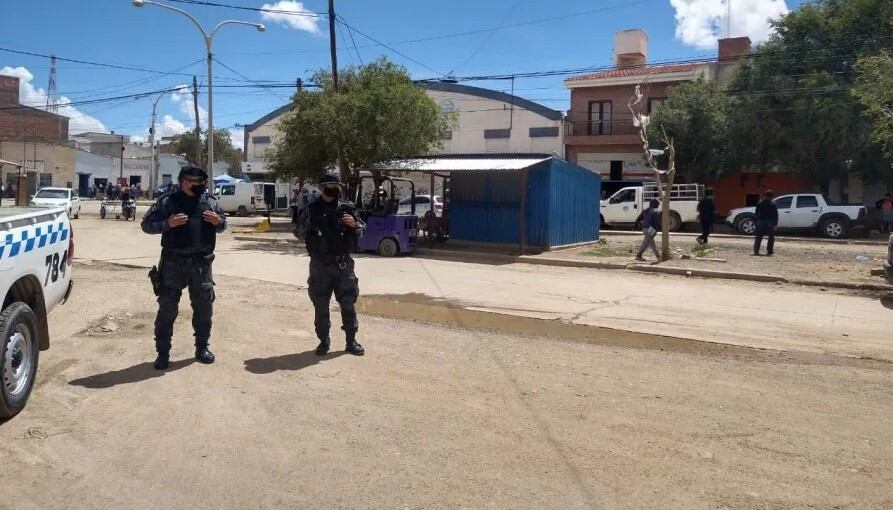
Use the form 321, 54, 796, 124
1, 0, 803, 147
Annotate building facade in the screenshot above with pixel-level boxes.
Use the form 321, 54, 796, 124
0, 75, 69, 144
564, 30, 750, 181
241, 82, 564, 180
0, 140, 75, 194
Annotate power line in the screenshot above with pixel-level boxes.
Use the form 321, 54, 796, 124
0, 46, 202, 77
343, 20, 364, 66
218, 0, 657, 57
166, 0, 324, 18
0, 86, 187, 112
335, 16, 443, 76
212, 57, 292, 102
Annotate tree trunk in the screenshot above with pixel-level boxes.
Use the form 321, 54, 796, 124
660, 172, 675, 261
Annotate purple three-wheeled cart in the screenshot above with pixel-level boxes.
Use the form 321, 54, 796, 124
355, 176, 418, 257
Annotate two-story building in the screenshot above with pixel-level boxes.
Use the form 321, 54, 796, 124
241, 82, 564, 181
564, 29, 750, 182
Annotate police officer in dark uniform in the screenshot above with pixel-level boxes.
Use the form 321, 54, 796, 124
141, 166, 227, 370
297, 174, 365, 356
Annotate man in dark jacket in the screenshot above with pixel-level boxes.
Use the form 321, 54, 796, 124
754, 191, 778, 256
635, 199, 662, 261
697, 189, 716, 245
141, 166, 227, 370
295, 174, 366, 356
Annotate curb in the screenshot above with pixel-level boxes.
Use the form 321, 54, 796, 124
603, 230, 887, 246
230, 235, 893, 292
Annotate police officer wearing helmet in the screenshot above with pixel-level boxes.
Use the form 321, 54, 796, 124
297, 174, 365, 356
141, 166, 227, 370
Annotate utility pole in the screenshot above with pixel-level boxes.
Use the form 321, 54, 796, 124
192, 76, 202, 167
328, 0, 339, 91
119, 134, 125, 181
328, 0, 348, 184
296, 77, 303, 94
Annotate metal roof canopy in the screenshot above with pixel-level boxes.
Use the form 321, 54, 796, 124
374, 155, 553, 177
372, 155, 562, 255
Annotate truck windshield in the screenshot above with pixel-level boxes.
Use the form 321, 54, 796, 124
35, 190, 68, 199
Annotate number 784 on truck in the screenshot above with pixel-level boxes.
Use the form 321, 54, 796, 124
0, 203, 74, 418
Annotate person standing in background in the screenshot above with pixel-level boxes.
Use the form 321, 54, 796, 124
754, 191, 778, 256
697, 189, 716, 245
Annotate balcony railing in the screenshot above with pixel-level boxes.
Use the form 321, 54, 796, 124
565, 117, 640, 137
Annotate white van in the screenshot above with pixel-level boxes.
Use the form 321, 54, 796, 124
215, 182, 266, 216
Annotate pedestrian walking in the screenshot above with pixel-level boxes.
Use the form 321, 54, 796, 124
141, 166, 227, 370
753, 191, 778, 256
697, 189, 716, 245
876, 193, 893, 233
295, 174, 366, 356
635, 199, 662, 261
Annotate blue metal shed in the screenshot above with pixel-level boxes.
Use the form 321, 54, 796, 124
388, 155, 601, 252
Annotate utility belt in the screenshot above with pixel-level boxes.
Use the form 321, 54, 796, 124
161, 249, 215, 264
149, 251, 214, 296
310, 253, 352, 270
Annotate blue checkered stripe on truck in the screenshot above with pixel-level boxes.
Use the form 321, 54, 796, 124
0, 221, 69, 259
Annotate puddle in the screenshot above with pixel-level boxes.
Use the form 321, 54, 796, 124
358, 293, 892, 370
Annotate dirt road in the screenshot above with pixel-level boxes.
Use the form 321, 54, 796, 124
2, 262, 892, 510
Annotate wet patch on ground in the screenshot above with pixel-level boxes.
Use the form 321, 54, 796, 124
358, 293, 893, 371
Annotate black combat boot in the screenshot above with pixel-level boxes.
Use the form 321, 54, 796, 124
345, 331, 364, 356
315, 337, 331, 356
154, 353, 170, 371
195, 347, 215, 364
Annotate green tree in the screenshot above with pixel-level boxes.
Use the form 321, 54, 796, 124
646, 79, 731, 182
268, 57, 448, 185
171, 128, 236, 170
729, 0, 893, 186
853, 53, 893, 162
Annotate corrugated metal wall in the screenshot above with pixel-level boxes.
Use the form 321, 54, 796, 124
449, 158, 600, 248
450, 171, 524, 244
542, 158, 601, 247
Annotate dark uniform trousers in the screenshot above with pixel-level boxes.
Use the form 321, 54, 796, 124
154, 252, 215, 354
308, 256, 359, 340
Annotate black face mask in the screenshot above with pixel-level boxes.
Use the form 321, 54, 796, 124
190, 184, 207, 196
322, 187, 340, 199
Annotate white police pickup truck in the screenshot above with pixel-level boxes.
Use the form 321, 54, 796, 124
727, 193, 867, 239
0, 205, 73, 418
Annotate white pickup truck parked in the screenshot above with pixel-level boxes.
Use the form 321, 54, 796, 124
0, 205, 73, 418
600, 183, 704, 231
727, 193, 867, 239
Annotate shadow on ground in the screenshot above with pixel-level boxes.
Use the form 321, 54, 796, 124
69, 359, 197, 389
244, 350, 345, 374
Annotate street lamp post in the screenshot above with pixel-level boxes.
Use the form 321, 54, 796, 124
148, 87, 185, 193
132, 0, 264, 180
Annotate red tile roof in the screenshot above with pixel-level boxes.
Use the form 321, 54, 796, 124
566, 63, 704, 82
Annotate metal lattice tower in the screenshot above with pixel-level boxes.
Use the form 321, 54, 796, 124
725, 0, 732, 39
46, 55, 58, 113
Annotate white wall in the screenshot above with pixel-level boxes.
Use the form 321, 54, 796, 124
427, 89, 563, 155
242, 87, 565, 177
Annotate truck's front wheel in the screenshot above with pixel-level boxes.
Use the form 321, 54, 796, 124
0, 303, 40, 419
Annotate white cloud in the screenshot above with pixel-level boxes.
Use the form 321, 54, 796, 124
260, 1, 321, 34
228, 127, 244, 150
0, 66, 107, 135
160, 114, 189, 137
669, 0, 789, 49
170, 84, 207, 127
